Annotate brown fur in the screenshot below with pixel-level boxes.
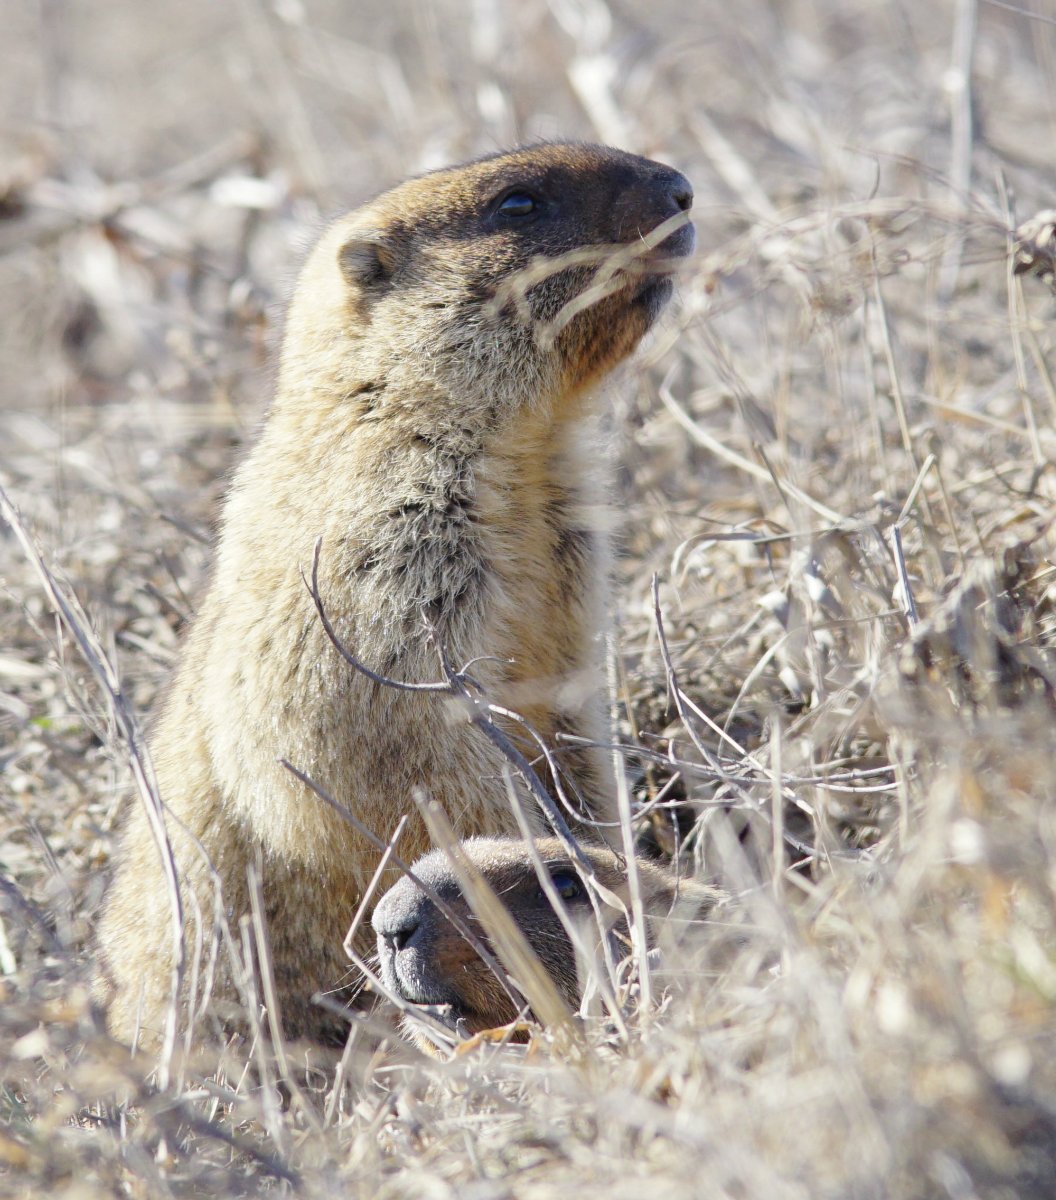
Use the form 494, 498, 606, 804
94, 143, 694, 1047
372, 836, 720, 1043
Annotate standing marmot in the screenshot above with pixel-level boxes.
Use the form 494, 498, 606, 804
95, 143, 694, 1048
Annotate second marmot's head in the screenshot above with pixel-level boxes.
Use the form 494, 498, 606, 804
281, 144, 694, 421
371, 836, 720, 1047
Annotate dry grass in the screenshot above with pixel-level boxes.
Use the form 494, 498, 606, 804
3, 0, 1056, 1195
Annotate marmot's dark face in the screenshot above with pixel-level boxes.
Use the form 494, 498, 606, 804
371, 836, 719, 1045
335, 144, 695, 406
372, 838, 592, 1037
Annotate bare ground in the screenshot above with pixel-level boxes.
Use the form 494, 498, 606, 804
2, 0, 1056, 1196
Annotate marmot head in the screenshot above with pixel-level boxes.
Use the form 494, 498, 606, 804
281, 144, 694, 423
371, 836, 719, 1046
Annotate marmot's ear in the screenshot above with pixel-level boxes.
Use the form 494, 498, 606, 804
338, 232, 398, 289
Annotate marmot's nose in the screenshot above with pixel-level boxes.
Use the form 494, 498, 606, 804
653, 166, 694, 216
376, 913, 419, 953
373, 886, 427, 951
670, 173, 694, 213
640, 166, 695, 256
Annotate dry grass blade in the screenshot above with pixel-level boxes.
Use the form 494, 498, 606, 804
505, 773, 628, 1039
0, 483, 184, 1087
342, 813, 409, 959
413, 794, 581, 1045
245, 862, 322, 1132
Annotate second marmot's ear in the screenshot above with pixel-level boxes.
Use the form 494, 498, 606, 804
338, 232, 399, 289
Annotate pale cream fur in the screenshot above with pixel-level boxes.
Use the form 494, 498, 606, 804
95, 143, 693, 1047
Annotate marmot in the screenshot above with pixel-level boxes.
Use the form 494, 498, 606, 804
372, 836, 720, 1045
95, 143, 695, 1048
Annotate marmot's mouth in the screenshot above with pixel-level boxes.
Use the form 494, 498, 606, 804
402, 1000, 528, 1042
394, 984, 517, 1035
388, 963, 462, 1010
633, 276, 675, 321
404, 999, 463, 1025
657, 220, 696, 260
396, 984, 460, 1007
400, 1000, 478, 1039
397, 988, 493, 1027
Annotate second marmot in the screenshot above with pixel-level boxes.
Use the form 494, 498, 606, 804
373, 836, 722, 1049
96, 142, 695, 1047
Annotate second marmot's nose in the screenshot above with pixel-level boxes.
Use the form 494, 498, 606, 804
373, 886, 426, 952
379, 921, 417, 953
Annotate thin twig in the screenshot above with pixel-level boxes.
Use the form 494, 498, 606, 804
304, 541, 450, 694
306, 539, 604, 850
890, 525, 920, 628
343, 814, 409, 959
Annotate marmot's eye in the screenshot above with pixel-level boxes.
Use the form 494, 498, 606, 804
549, 870, 582, 902
496, 191, 539, 217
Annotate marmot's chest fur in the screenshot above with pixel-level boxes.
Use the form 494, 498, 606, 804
97, 143, 694, 1048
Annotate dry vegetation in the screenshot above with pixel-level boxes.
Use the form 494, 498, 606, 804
3, 0, 1056, 1195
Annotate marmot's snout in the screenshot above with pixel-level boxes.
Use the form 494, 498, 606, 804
370, 837, 723, 1047
374, 879, 441, 1003
372, 877, 422, 957
625, 165, 695, 259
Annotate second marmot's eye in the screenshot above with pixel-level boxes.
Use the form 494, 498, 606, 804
496, 191, 539, 217
549, 871, 582, 902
